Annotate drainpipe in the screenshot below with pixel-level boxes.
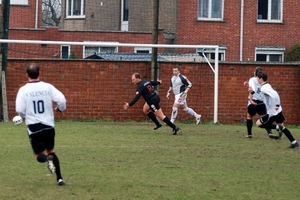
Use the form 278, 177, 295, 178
2, 0, 10, 74
239, 0, 244, 61
35, 0, 38, 29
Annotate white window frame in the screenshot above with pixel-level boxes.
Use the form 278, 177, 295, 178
134, 47, 152, 54
198, 0, 224, 21
83, 42, 119, 58
196, 46, 226, 61
0, 0, 28, 4
61, 45, 70, 59
121, 0, 129, 31
255, 46, 285, 62
257, 0, 283, 23
66, 0, 85, 18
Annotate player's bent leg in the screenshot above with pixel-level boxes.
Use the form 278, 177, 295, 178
170, 107, 178, 123
255, 119, 263, 127
36, 153, 48, 163
276, 123, 284, 138
156, 109, 179, 135
142, 103, 151, 114
145, 103, 162, 129
147, 111, 162, 130
183, 105, 201, 124
48, 152, 65, 185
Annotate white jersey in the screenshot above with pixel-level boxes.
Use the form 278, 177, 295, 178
260, 83, 282, 116
248, 77, 264, 100
170, 74, 192, 95
15, 81, 66, 127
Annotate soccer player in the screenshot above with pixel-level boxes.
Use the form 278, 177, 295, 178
123, 73, 179, 135
15, 63, 67, 185
244, 66, 276, 139
166, 66, 201, 124
250, 70, 298, 148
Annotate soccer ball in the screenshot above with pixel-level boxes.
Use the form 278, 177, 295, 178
13, 115, 23, 125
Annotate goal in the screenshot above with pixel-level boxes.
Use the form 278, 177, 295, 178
0, 39, 219, 123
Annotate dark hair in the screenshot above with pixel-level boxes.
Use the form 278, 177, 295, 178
256, 70, 268, 81
26, 63, 40, 79
132, 73, 141, 79
173, 65, 180, 70
254, 66, 263, 76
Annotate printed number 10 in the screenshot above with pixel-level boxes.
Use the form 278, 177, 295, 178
33, 100, 45, 114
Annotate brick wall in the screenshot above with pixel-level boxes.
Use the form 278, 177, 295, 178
3, 60, 300, 125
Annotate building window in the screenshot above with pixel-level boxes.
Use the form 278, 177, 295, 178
134, 47, 151, 54
196, 46, 226, 61
83, 46, 118, 58
61, 45, 70, 59
121, 0, 129, 31
66, 0, 85, 18
198, 0, 224, 20
255, 46, 285, 62
0, 0, 28, 4
257, 0, 282, 22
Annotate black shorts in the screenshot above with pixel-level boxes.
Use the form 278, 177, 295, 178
259, 112, 285, 125
247, 101, 267, 116
147, 95, 161, 112
29, 128, 55, 154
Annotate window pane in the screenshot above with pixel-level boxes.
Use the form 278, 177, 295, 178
85, 47, 99, 57
61, 46, 69, 59
68, 0, 85, 16
136, 50, 150, 54
198, 0, 208, 18
211, 0, 222, 18
100, 47, 116, 53
123, 0, 129, 21
68, 0, 71, 15
73, 0, 82, 15
256, 54, 267, 61
258, 0, 268, 19
271, 0, 281, 20
269, 54, 281, 62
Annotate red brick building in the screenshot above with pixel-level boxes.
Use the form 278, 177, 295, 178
2, 0, 299, 61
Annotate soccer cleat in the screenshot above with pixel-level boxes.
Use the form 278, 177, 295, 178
276, 124, 284, 138
47, 155, 56, 174
268, 134, 280, 139
154, 124, 162, 130
172, 127, 179, 135
245, 135, 252, 138
288, 142, 299, 149
196, 115, 201, 125
57, 179, 65, 186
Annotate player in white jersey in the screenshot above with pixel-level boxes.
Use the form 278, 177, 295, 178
244, 67, 275, 139
250, 70, 298, 149
15, 63, 67, 185
166, 66, 201, 124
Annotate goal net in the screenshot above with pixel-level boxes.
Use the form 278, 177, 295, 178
0, 39, 219, 123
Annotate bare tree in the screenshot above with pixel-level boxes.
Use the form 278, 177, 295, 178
42, 0, 61, 27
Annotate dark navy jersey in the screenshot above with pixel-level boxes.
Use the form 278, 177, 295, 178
129, 80, 161, 107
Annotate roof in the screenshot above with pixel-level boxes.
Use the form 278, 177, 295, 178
84, 53, 207, 62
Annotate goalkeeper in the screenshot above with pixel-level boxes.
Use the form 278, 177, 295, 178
166, 66, 201, 124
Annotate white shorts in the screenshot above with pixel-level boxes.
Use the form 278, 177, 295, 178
174, 93, 187, 105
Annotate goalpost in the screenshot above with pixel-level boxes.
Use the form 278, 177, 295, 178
0, 39, 219, 123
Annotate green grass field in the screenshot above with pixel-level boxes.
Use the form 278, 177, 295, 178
1, 121, 299, 200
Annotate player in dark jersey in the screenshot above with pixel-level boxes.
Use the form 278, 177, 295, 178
123, 73, 179, 135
